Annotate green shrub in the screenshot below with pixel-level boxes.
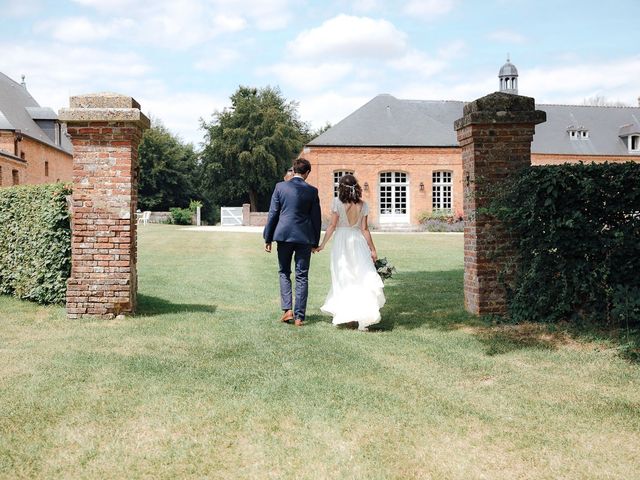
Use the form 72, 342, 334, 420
489, 162, 640, 326
0, 183, 72, 304
170, 207, 193, 225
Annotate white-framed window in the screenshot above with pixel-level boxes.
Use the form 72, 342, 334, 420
580, 130, 589, 138
569, 130, 578, 139
333, 170, 354, 196
630, 135, 640, 152
379, 171, 408, 215
432, 171, 452, 213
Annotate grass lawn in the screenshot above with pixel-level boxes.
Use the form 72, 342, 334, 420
1, 225, 639, 479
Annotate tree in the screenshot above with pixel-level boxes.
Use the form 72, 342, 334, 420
137, 121, 199, 211
200, 86, 309, 212
582, 95, 629, 107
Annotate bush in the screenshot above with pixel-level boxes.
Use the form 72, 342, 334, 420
0, 183, 72, 304
490, 162, 640, 326
418, 211, 464, 232
170, 207, 193, 225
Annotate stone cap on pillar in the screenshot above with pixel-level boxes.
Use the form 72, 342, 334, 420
454, 91, 546, 130
58, 92, 150, 129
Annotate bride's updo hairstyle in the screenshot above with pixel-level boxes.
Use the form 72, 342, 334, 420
338, 174, 362, 204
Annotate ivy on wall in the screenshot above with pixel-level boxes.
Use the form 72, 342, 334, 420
490, 162, 640, 326
0, 183, 72, 304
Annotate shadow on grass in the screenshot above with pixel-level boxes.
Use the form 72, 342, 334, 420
137, 294, 217, 317
380, 270, 640, 362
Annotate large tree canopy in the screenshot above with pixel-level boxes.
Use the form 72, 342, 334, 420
138, 122, 198, 211
200, 86, 309, 212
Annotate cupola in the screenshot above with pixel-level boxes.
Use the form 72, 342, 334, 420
499, 56, 518, 95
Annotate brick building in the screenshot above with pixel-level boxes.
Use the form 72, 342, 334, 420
304, 60, 640, 227
0, 72, 73, 187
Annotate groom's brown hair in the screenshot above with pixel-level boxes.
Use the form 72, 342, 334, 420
293, 158, 311, 175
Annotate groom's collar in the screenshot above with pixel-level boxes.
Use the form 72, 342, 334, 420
291, 175, 306, 182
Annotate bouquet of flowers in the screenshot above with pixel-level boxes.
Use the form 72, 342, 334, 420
374, 257, 396, 281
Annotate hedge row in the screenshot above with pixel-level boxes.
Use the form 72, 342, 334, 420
0, 183, 72, 304
490, 162, 640, 326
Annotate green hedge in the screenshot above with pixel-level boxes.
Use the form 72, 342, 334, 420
491, 162, 640, 326
0, 183, 72, 304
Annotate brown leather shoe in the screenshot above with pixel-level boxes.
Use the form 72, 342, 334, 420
280, 310, 294, 323
294, 318, 304, 327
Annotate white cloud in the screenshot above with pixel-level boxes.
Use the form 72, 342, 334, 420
195, 48, 242, 72
403, 0, 457, 19
524, 56, 640, 105
1, 40, 229, 145
140, 91, 230, 146
287, 14, 407, 60
66, 0, 294, 46
351, 0, 383, 13
258, 62, 355, 92
5, 0, 45, 16
298, 91, 373, 129
487, 30, 527, 44
389, 50, 448, 77
35, 16, 134, 43
389, 40, 465, 78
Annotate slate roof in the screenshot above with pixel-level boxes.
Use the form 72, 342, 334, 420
0, 72, 73, 154
308, 94, 640, 156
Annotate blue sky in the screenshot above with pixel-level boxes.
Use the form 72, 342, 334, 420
2, 0, 639, 145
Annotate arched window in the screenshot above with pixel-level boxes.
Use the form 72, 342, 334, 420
432, 171, 452, 213
333, 170, 354, 196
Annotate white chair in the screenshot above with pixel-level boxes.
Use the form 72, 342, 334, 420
137, 211, 151, 225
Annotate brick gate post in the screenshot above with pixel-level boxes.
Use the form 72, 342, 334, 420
59, 93, 150, 319
454, 92, 545, 316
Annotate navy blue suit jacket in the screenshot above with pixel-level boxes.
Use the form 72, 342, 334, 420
263, 177, 322, 247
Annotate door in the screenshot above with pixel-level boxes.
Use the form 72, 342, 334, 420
379, 172, 409, 224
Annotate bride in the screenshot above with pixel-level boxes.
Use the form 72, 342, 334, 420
314, 174, 386, 330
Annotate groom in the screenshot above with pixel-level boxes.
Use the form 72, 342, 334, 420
263, 158, 321, 327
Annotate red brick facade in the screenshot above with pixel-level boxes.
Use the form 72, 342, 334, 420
304, 146, 463, 226
59, 93, 149, 319
0, 130, 72, 187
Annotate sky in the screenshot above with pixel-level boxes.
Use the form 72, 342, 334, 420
2, 0, 639, 146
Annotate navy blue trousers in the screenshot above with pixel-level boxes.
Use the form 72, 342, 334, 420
277, 242, 312, 320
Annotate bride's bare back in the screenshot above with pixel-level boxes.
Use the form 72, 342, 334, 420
344, 201, 364, 227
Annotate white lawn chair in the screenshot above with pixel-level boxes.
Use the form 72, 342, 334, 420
137, 211, 151, 225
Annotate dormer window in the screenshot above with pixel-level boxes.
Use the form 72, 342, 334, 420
567, 127, 588, 140
630, 135, 640, 152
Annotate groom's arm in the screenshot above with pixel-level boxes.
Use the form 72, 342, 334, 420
263, 184, 281, 246
311, 190, 322, 248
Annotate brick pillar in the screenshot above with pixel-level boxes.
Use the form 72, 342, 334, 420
59, 93, 150, 319
454, 92, 546, 316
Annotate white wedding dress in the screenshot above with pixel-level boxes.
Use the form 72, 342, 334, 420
320, 198, 386, 330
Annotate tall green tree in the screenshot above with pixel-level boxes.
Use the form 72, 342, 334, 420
138, 121, 198, 211
200, 86, 309, 212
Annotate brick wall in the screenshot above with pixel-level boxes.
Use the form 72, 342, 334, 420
0, 131, 72, 186
0, 151, 27, 187
59, 93, 149, 319
304, 146, 463, 226
455, 92, 546, 316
